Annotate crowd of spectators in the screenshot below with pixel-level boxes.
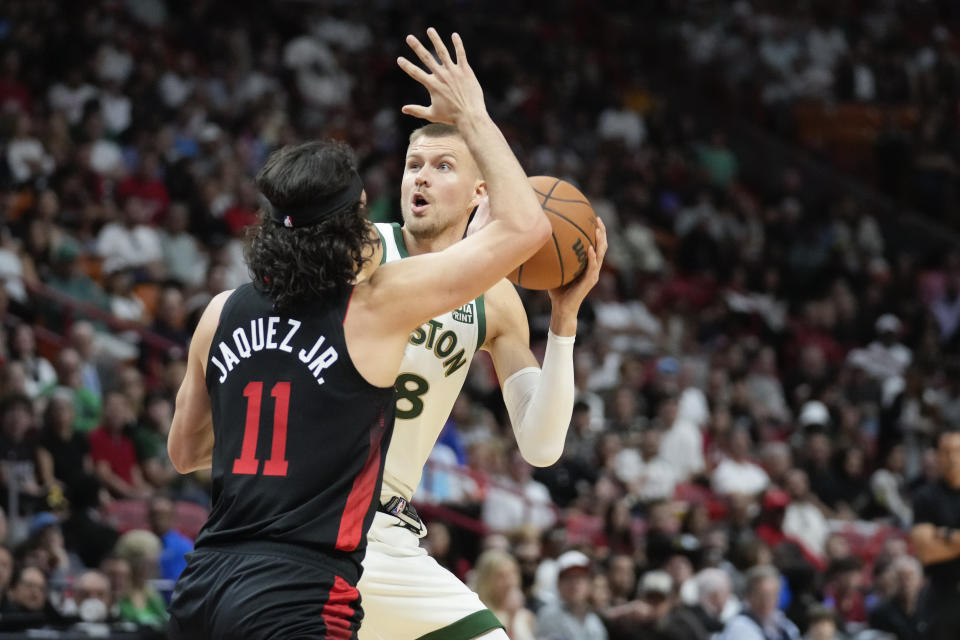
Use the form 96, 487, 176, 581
675, 0, 960, 224
0, 0, 958, 638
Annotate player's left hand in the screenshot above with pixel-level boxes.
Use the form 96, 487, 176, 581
548, 217, 607, 314
397, 29, 486, 127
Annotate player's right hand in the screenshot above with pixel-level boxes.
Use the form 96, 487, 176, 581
397, 28, 486, 126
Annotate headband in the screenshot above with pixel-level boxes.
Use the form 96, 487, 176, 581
262, 172, 364, 228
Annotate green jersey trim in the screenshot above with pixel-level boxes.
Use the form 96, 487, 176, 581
391, 223, 410, 258
476, 294, 486, 351
414, 610, 504, 640
375, 225, 387, 265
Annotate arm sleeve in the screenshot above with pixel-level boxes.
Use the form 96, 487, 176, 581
501, 330, 575, 467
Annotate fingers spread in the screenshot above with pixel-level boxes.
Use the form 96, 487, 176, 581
397, 56, 432, 85
451, 33, 468, 66
405, 34, 441, 72
426, 27, 454, 66
401, 105, 430, 119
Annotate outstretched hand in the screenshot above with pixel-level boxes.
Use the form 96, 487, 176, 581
397, 28, 487, 126
548, 217, 608, 317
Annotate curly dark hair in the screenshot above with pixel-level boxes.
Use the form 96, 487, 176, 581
245, 140, 377, 312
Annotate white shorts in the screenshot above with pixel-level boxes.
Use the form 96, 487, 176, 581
357, 512, 503, 640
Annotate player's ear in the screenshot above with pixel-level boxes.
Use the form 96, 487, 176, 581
470, 181, 487, 208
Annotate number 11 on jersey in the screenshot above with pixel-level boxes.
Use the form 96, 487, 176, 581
233, 381, 291, 477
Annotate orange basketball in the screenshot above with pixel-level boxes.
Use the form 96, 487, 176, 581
508, 176, 598, 290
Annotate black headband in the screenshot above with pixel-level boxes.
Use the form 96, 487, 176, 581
262, 172, 364, 228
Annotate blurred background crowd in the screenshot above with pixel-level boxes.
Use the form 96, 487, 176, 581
0, 0, 959, 637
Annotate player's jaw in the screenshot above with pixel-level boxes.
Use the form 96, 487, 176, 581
402, 203, 454, 239
401, 190, 473, 240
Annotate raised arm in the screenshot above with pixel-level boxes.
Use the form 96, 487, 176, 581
346, 30, 550, 386
361, 30, 550, 327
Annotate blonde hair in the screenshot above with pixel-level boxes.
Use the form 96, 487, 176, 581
408, 123, 461, 144
115, 529, 162, 564
472, 549, 519, 609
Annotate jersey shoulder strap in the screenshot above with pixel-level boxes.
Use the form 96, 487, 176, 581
374, 222, 409, 264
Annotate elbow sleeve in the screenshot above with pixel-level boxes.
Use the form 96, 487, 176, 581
502, 331, 576, 467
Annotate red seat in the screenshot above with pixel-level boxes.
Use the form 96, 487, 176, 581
103, 499, 149, 534
174, 501, 210, 540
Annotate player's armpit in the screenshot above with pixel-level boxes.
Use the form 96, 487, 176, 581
482, 279, 538, 384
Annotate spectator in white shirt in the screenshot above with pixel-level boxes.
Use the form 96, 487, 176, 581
616, 426, 677, 503
782, 469, 829, 558
597, 98, 646, 150
6, 114, 55, 185
100, 80, 132, 136
745, 347, 790, 422
47, 69, 98, 125
661, 414, 706, 483
807, 20, 848, 72
482, 449, 556, 534
0, 228, 28, 304
870, 442, 912, 527
10, 324, 57, 399
96, 195, 165, 279
759, 23, 801, 77
661, 388, 709, 482
849, 314, 912, 384
95, 41, 134, 84
592, 272, 662, 355
712, 427, 770, 496
160, 203, 207, 288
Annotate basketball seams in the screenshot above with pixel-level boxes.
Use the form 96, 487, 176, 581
543, 178, 562, 200
550, 230, 564, 287
512, 176, 596, 290
543, 205, 594, 248
532, 188, 590, 206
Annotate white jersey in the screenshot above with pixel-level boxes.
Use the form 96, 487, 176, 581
374, 223, 485, 501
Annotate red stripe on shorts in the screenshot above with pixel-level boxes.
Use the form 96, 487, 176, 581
334, 409, 386, 551
321, 575, 359, 640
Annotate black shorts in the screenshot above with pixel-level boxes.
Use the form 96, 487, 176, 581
168, 542, 363, 640
919, 583, 960, 640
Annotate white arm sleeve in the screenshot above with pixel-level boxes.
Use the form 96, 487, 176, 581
502, 330, 575, 467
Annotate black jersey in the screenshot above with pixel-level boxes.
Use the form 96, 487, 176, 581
914, 480, 960, 589
194, 283, 395, 565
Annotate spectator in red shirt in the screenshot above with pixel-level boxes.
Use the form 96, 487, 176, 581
88, 391, 149, 499
0, 51, 32, 114
823, 556, 867, 628
115, 152, 170, 223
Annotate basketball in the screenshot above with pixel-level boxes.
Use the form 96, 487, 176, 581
508, 176, 598, 290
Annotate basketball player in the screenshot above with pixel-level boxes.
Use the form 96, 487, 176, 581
165, 29, 551, 639
356, 89, 608, 640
